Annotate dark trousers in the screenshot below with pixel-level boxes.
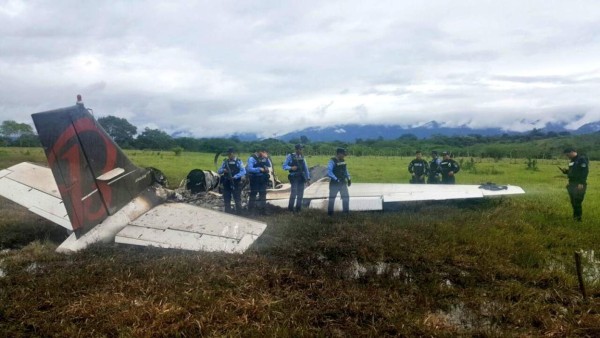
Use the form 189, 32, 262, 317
248, 175, 267, 212
441, 175, 455, 184
567, 183, 587, 221
427, 175, 440, 184
328, 181, 349, 215
410, 175, 426, 184
288, 175, 306, 211
223, 179, 241, 213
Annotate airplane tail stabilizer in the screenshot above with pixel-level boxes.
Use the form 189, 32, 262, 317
32, 103, 155, 235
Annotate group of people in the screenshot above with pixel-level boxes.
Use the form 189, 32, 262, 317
216, 146, 271, 215
216, 145, 590, 222
216, 145, 350, 216
408, 150, 460, 184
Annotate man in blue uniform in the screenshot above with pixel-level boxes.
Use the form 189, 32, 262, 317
246, 147, 272, 214
408, 150, 429, 184
439, 151, 460, 184
559, 148, 589, 221
217, 148, 246, 214
283, 144, 311, 212
428, 151, 441, 184
327, 148, 351, 216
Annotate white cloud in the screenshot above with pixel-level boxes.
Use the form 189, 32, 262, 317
0, 0, 599, 137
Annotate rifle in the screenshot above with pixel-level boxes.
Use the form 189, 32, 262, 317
223, 158, 237, 191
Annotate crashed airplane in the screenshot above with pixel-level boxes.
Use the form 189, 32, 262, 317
0, 100, 267, 254
0, 99, 525, 254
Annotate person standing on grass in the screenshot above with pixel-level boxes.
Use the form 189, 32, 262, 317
217, 148, 246, 214
408, 150, 429, 184
283, 144, 310, 212
246, 147, 271, 215
327, 148, 351, 216
439, 151, 460, 184
428, 151, 442, 184
559, 147, 589, 222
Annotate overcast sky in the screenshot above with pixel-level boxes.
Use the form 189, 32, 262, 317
1, 0, 600, 137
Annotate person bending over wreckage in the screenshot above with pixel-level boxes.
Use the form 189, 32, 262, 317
217, 148, 246, 214
283, 144, 311, 212
559, 147, 589, 222
246, 147, 272, 215
327, 148, 351, 216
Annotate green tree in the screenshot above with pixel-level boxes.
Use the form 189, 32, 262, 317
0, 120, 35, 146
135, 128, 175, 150
97, 115, 137, 148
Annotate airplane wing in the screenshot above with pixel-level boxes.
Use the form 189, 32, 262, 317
114, 203, 266, 253
268, 180, 525, 211
0, 162, 72, 230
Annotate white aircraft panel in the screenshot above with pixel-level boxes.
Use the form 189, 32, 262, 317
116, 225, 251, 253
0, 175, 71, 230
309, 197, 383, 211
304, 181, 524, 203
130, 203, 266, 239
0, 169, 10, 178
115, 203, 267, 253
2, 162, 61, 198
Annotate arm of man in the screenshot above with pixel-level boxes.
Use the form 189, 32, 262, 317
282, 154, 293, 171
304, 158, 310, 180
233, 159, 246, 179
408, 161, 414, 174
453, 161, 460, 173
246, 157, 261, 174
327, 159, 338, 181
575, 157, 589, 187
217, 160, 227, 175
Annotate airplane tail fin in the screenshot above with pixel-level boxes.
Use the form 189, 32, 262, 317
32, 101, 155, 235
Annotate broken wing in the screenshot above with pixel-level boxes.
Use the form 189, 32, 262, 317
0, 162, 72, 230
115, 203, 267, 253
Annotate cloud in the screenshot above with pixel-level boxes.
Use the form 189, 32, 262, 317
0, 1, 599, 137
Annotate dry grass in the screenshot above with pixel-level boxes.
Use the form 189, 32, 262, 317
1, 149, 599, 336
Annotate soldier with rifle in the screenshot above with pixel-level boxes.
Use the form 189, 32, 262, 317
217, 148, 246, 214
408, 150, 429, 184
327, 148, 351, 216
283, 144, 311, 212
246, 147, 272, 215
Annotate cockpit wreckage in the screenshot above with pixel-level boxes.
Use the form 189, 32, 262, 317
0, 99, 525, 254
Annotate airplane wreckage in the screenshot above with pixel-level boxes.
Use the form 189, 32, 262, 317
0, 99, 525, 254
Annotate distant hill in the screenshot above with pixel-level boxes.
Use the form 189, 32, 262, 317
169, 120, 599, 142
277, 120, 598, 142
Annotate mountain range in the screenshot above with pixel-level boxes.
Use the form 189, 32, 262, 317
274, 120, 600, 142
171, 120, 600, 142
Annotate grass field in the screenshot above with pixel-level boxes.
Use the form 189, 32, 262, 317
0, 147, 599, 336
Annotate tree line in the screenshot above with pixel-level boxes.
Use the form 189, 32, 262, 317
1, 117, 598, 160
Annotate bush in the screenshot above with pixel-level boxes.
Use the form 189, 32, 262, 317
173, 147, 184, 156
